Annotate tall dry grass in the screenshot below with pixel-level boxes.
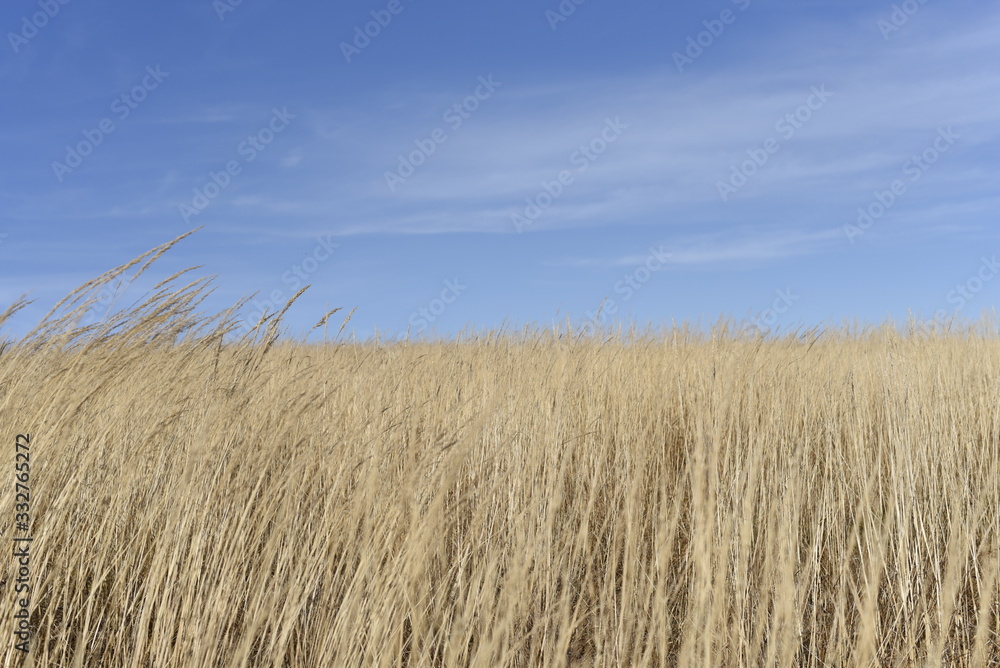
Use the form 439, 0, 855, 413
1, 233, 998, 666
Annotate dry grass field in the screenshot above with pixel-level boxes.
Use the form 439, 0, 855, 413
2, 235, 999, 666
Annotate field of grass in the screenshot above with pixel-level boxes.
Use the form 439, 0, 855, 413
2, 235, 999, 666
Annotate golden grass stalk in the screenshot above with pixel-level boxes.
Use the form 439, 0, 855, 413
0, 239, 998, 666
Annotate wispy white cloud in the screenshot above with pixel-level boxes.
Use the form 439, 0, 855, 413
243, 5, 999, 238
7, 4, 999, 249
548, 227, 845, 269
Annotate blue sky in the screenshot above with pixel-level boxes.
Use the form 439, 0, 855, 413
2, 0, 998, 340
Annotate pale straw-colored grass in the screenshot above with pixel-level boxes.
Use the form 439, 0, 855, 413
1, 234, 998, 666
